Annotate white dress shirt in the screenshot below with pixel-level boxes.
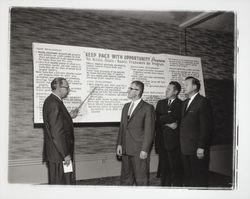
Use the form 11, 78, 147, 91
168, 98, 176, 106
128, 98, 142, 116
187, 92, 199, 109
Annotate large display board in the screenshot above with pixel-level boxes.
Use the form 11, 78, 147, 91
33, 43, 205, 123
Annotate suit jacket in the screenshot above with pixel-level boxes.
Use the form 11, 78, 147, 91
180, 93, 213, 155
155, 98, 182, 151
117, 99, 155, 156
43, 94, 74, 163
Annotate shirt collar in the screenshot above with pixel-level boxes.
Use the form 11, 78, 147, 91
52, 92, 62, 101
132, 98, 142, 106
168, 98, 176, 103
189, 92, 199, 102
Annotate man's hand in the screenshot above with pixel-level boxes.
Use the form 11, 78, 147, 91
116, 145, 122, 156
70, 108, 79, 119
197, 148, 205, 159
166, 122, 178, 130
64, 155, 71, 166
140, 151, 148, 159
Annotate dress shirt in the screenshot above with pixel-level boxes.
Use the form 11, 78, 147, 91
168, 98, 176, 106
128, 98, 142, 116
186, 92, 199, 109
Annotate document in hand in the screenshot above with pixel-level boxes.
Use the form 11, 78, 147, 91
62, 160, 73, 173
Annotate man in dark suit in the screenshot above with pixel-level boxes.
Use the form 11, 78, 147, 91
43, 77, 79, 185
116, 80, 155, 186
180, 76, 213, 187
155, 81, 183, 186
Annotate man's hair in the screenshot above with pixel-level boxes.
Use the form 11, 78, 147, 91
51, 77, 66, 91
185, 76, 200, 91
132, 80, 144, 97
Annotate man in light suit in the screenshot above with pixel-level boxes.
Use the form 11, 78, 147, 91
116, 80, 155, 186
43, 77, 78, 185
180, 76, 213, 187
155, 81, 183, 186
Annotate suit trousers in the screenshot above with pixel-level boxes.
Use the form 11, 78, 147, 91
47, 161, 75, 185
120, 154, 149, 186
160, 147, 183, 186
182, 154, 209, 187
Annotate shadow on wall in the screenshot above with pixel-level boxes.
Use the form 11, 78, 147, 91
205, 79, 234, 145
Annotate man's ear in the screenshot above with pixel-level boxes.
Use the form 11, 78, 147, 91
193, 85, 198, 92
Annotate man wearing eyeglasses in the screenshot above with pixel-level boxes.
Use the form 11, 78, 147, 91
43, 77, 79, 184
116, 80, 155, 186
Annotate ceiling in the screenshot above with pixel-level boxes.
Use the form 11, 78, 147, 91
95, 10, 235, 33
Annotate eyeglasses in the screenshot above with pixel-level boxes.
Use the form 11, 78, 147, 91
128, 87, 139, 91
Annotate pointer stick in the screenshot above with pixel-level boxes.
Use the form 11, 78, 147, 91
77, 87, 97, 109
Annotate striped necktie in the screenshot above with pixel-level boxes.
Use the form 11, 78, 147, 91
128, 101, 134, 117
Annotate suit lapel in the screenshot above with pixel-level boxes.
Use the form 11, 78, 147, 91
51, 94, 72, 123
182, 99, 188, 117
162, 99, 169, 112
124, 103, 130, 123
186, 94, 200, 112
128, 100, 144, 121
168, 98, 176, 109
61, 103, 73, 122
183, 94, 200, 117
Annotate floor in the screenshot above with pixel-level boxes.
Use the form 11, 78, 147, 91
76, 171, 233, 189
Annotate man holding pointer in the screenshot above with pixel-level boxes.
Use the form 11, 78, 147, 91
43, 77, 79, 185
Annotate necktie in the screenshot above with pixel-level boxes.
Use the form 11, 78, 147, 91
168, 99, 172, 106
185, 98, 190, 111
128, 101, 134, 117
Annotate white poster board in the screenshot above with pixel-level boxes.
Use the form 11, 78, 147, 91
33, 43, 205, 123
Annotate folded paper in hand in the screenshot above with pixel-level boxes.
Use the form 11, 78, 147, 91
62, 160, 73, 173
